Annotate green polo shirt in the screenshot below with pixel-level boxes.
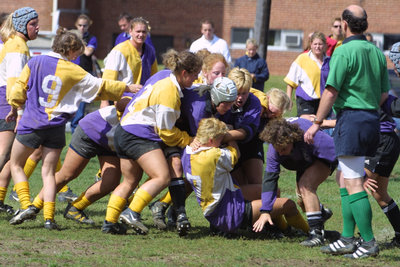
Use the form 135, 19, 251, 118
326, 35, 390, 113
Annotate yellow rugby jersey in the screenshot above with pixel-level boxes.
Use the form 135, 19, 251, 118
102, 40, 158, 85
9, 52, 127, 134
284, 51, 325, 99
183, 145, 239, 215
0, 35, 30, 118
120, 70, 191, 148
250, 87, 268, 110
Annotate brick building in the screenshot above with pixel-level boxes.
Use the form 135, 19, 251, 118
1, 0, 399, 75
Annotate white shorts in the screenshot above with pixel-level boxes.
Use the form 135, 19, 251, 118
338, 156, 365, 179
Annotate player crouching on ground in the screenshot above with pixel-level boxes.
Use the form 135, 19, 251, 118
182, 118, 309, 235
258, 117, 338, 247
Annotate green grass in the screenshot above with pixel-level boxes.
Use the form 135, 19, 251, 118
1, 76, 399, 266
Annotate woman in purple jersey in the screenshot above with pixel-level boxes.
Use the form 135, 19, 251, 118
258, 117, 338, 247
29, 99, 132, 226
7, 29, 136, 230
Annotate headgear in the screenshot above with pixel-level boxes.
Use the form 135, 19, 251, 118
210, 77, 238, 107
12, 7, 38, 38
389, 42, 400, 73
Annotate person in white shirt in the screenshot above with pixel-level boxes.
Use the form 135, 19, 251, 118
189, 19, 231, 64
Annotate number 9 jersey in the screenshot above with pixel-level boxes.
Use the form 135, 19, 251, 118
8, 51, 127, 134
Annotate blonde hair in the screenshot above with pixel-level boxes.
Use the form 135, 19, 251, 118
196, 48, 211, 62
196, 118, 228, 145
0, 13, 15, 42
267, 88, 291, 115
246, 38, 258, 47
228, 67, 252, 92
131, 17, 151, 32
162, 49, 202, 75
310, 31, 326, 45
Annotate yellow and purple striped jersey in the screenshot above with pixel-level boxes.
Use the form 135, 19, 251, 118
182, 144, 246, 233
0, 35, 30, 119
102, 40, 157, 90
120, 69, 191, 148
9, 52, 127, 134
284, 50, 328, 100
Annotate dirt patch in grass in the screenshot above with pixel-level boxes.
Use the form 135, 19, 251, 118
0, 237, 96, 265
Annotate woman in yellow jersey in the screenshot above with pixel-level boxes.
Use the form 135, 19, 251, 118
102, 50, 202, 235
285, 32, 330, 117
101, 16, 158, 108
148, 52, 230, 230
0, 7, 39, 213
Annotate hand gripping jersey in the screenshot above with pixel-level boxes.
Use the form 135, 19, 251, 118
261, 117, 336, 212
120, 69, 190, 148
9, 52, 127, 134
182, 145, 245, 233
218, 92, 261, 143
103, 40, 157, 98
0, 35, 30, 119
79, 105, 120, 152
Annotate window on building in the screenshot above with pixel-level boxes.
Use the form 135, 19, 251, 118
231, 28, 254, 49
383, 34, 400, 51
268, 29, 303, 51
230, 28, 303, 51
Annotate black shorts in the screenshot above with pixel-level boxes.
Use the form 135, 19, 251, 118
114, 124, 161, 160
240, 201, 253, 229
69, 125, 116, 159
236, 136, 265, 167
163, 146, 182, 159
296, 97, 320, 116
0, 119, 16, 132
296, 158, 338, 182
16, 125, 66, 149
365, 132, 400, 177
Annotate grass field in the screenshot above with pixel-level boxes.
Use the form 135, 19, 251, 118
0, 76, 399, 266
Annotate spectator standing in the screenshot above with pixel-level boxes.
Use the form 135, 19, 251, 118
326, 17, 344, 56
234, 38, 269, 91
285, 32, 330, 117
190, 19, 231, 64
70, 14, 98, 133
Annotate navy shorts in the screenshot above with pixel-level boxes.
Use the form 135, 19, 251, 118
114, 124, 161, 160
69, 125, 116, 159
365, 131, 400, 177
0, 119, 16, 132
16, 125, 66, 149
296, 97, 320, 116
333, 109, 380, 157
